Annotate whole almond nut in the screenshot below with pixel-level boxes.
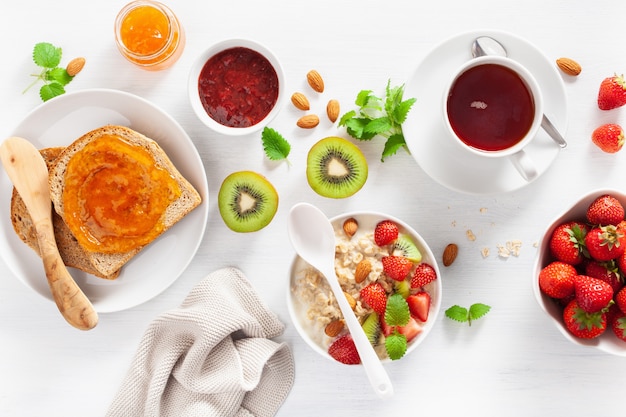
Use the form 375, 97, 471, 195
297, 114, 320, 129
324, 319, 344, 337
306, 70, 325, 93
354, 259, 372, 284
291, 92, 310, 110
326, 99, 340, 123
442, 243, 458, 267
556, 57, 581, 76
342, 217, 358, 238
66, 57, 86, 77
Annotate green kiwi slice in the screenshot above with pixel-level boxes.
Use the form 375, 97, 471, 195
217, 171, 278, 233
361, 311, 381, 346
306, 136, 368, 198
391, 235, 422, 263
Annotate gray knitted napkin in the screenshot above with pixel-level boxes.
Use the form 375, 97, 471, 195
106, 267, 295, 417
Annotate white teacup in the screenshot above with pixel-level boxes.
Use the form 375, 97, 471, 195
443, 55, 543, 182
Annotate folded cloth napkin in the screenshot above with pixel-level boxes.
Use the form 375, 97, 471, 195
106, 267, 295, 417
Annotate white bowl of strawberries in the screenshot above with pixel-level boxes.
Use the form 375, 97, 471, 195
288, 211, 442, 364
534, 189, 626, 355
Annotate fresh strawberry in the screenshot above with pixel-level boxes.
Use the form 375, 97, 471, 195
616, 286, 626, 313
327, 335, 361, 364
574, 275, 614, 313
407, 292, 431, 322
591, 123, 625, 153
359, 282, 387, 314
612, 314, 626, 342
563, 299, 607, 339
584, 225, 626, 261
410, 262, 437, 288
396, 316, 422, 342
548, 221, 589, 265
587, 194, 625, 225
374, 220, 399, 246
598, 74, 626, 110
585, 260, 622, 293
382, 255, 413, 281
538, 261, 577, 299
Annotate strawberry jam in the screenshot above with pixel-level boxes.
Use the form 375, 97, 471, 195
197, 47, 279, 128
446, 63, 535, 152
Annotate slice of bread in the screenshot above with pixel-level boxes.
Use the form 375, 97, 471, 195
10, 147, 120, 279
48, 125, 202, 277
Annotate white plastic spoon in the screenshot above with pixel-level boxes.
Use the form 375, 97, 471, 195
287, 202, 393, 399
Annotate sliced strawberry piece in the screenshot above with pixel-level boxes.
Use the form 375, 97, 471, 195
374, 220, 399, 246
410, 262, 437, 288
397, 316, 422, 342
407, 292, 431, 322
382, 255, 413, 281
359, 282, 387, 315
328, 335, 361, 365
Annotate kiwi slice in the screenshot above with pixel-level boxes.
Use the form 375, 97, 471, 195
361, 311, 381, 346
392, 235, 422, 263
217, 171, 278, 233
394, 279, 410, 299
306, 136, 368, 198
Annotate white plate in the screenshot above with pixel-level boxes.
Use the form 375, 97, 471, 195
403, 30, 567, 195
1, 89, 209, 313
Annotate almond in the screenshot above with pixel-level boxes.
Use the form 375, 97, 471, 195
326, 99, 340, 123
297, 114, 320, 129
324, 319, 344, 337
66, 57, 86, 77
354, 259, 371, 284
556, 57, 581, 76
344, 292, 356, 310
442, 243, 458, 267
291, 92, 310, 111
306, 69, 325, 93
342, 217, 358, 238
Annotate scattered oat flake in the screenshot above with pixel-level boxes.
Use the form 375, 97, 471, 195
481, 247, 490, 258
479, 207, 487, 214
466, 229, 476, 241
533, 241, 538, 248
507, 240, 523, 256
497, 244, 510, 258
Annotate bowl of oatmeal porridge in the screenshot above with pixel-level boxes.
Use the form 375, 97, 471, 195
288, 211, 442, 364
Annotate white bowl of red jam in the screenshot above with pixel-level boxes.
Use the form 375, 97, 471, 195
188, 39, 286, 136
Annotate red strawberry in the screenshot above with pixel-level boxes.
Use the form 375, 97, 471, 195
410, 262, 438, 288
359, 282, 387, 314
380, 315, 422, 342
374, 220, 399, 246
584, 225, 626, 261
591, 123, 625, 153
598, 74, 626, 110
587, 194, 625, 225
612, 314, 626, 342
563, 299, 607, 339
407, 292, 431, 322
616, 286, 626, 313
328, 335, 361, 364
382, 255, 413, 281
538, 261, 577, 299
548, 221, 589, 265
574, 275, 614, 313
585, 260, 622, 293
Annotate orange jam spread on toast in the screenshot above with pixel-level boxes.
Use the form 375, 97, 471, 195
62, 134, 181, 253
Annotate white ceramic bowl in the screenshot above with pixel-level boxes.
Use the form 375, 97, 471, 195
288, 211, 442, 363
188, 39, 286, 136
533, 188, 626, 356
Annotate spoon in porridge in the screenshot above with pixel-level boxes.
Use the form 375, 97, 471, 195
288, 202, 394, 399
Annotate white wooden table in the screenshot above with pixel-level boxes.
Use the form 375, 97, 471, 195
1, 1, 625, 415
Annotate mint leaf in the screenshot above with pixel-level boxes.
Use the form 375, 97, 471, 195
364, 117, 392, 135
40, 83, 65, 102
445, 303, 491, 326
385, 331, 407, 360
445, 305, 469, 323
46, 67, 73, 86
261, 127, 291, 164
393, 98, 417, 124
384, 293, 410, 327
381, 133, 407, 162
468, 303, 491, 321
33, 42, 62, 68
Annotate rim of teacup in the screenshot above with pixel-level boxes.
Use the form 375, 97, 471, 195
442, 55, 544, 158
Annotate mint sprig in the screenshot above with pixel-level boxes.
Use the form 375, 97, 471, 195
383, 293, 410, 360
24, 42, 75, 102
338, 80, 416, 162
445, 303, 491, 326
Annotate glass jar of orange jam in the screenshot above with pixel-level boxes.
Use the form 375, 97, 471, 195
114, 0, 185, 70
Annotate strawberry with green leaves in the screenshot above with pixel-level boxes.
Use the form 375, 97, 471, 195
587, 194, 625, 225
585, 260, 622, 293
382, 255, 413, 281
548, 221, 589, 265
597, 74, 626, 110
611, 314, 626, 342
563, 299, 607, 339
615, 286, 626, 313
538, 261, 577, 299
584, 225, 625, 261
574, 275, 614, 313
592, 123, 625, 153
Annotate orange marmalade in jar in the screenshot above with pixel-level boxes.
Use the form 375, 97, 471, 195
114, 0, 185, 70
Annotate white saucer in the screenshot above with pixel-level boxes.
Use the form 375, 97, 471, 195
1, 89, 209, 313
403, 30, 567, 195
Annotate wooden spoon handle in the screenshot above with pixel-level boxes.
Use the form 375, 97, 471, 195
0, 137, 98, 330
